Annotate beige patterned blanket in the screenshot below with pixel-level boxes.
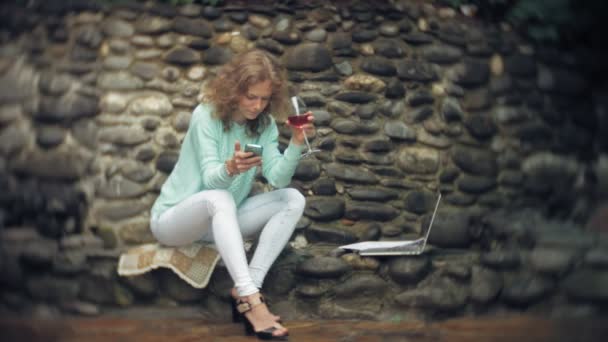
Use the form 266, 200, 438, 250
117, 242, 220, 289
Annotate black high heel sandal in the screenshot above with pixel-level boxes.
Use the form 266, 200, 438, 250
231, 299, 242, 323
231, 293, 282, 324
234, 295, 289, 341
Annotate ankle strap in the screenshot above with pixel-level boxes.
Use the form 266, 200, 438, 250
236, 295, 265, 314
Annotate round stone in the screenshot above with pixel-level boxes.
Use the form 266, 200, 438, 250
156, 151, 179, 173
131, 35, 155, 47
36, 125, 66, 148
103, 55, 132, 70
203, 46, 233, 65
129, 95, 173, 116
296, 256, 351, 278
285, 43, 333, 72
304, 197, 345, 221
388, 257, 430, 283
130, 62, 159, 81
102, 19, 134, 37
164, 47, 201, 66
173, 111, 191, 132
306, 28, 327, 42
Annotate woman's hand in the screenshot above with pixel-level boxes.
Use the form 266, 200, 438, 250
286, 111, 315, 146
226, 141, 262, 176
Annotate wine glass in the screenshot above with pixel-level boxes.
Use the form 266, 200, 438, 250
289, 96, 320, 157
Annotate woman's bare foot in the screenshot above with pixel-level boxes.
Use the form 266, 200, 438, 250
240, 292, 288, 337
231, 288, 281, 322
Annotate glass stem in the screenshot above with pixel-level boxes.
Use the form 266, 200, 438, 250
302, 129, 312, 151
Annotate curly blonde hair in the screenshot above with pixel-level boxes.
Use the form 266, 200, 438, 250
201, 49, 290, 137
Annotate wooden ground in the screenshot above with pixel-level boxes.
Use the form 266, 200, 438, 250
1, 315, 606, 341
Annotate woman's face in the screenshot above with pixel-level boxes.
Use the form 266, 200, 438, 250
234, 80, 272, 123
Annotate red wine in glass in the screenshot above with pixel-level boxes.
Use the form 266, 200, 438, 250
290, 95, 320, 157
287, 113, 311, 128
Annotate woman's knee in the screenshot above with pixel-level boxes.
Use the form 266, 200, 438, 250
282, 188, 306, 211
207, 189, 237, 214
150, 217, 193, 247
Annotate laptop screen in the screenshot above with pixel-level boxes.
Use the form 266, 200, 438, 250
339, 192, 442, 255
420, 192, 441, 251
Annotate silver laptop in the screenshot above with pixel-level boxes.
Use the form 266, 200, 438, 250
342, 193, 441, 256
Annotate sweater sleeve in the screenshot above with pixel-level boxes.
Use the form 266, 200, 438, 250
260, 118, 304, 188
192, 106, 234, 189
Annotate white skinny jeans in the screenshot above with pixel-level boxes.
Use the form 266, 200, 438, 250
150, 188, 305, 297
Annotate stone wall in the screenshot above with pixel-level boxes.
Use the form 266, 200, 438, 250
1, 0, 608, 320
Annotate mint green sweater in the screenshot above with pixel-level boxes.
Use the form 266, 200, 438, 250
151, 104, 303, 219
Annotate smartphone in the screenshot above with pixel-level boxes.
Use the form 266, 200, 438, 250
244, 143, 263, 156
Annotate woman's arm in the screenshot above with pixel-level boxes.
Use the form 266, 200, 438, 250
192, 106, 234, 189
260, 119, 304, 188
